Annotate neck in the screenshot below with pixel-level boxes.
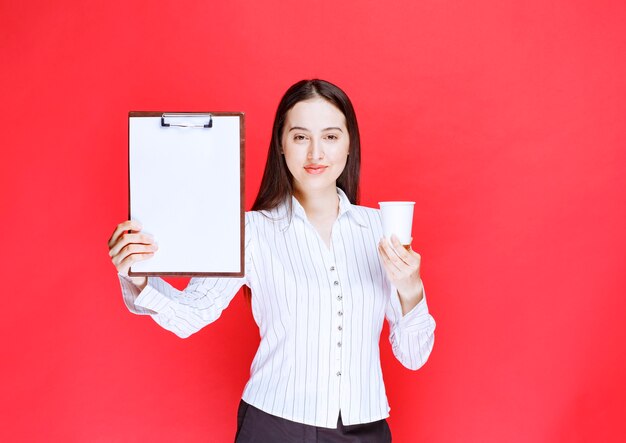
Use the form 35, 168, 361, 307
293, 186, 339, 220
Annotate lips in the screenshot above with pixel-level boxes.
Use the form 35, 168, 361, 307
304, 164, 328, 175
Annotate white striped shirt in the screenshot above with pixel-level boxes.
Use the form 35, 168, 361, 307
119, 188, 436, 428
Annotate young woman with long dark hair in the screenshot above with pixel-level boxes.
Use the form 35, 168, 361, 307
108, 79, 436, 442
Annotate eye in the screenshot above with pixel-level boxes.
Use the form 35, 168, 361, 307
325, 133, 339, 141
293, 134, 308, 141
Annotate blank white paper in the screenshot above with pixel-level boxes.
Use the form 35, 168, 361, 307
129, 114, 242, 275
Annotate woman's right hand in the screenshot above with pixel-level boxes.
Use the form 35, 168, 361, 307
108, 220, 158, 289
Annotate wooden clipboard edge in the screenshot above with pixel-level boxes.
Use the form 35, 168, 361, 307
135, 272, 246, 278
127, 111, 246, 278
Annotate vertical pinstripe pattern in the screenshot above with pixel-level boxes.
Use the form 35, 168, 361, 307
119, 188, 436, 429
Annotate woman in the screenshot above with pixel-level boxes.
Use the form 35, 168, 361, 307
108, 79, 436, 442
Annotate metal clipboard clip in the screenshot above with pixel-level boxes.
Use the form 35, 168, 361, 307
161, 113, 213, 128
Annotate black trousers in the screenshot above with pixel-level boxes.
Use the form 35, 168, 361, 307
234, 400, 392, 442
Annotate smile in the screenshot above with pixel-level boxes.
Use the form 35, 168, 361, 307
304, 165, 328, 175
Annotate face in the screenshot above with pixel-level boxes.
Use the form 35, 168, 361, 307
281, 98, 350, 196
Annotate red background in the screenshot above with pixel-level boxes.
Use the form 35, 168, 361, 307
2, 0, 625, 441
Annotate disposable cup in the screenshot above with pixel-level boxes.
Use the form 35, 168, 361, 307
378, 201, 415, 246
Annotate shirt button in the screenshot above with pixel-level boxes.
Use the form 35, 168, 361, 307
330, 266, 335, 271
337, 295, 342, 301
338, 325, 342, 331
333, 281, 339, 286
337, 341, 342, 347
338, 311, 343, 316
336, 371, 342, 376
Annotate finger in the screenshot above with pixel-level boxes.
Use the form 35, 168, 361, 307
112, 242, 158, 264
377, 242, 401, 280
381, 237, 409, 268
108, 220, 143, 248
390, 235, 419, 267
109, 232, 156, 258
108, 220, 142, 248
378, 239, 403, 274
116, 250, 155, 275
381, 237, 421, 278
112, 243, 156, 268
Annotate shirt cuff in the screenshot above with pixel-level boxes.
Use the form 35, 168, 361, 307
118, 274, 175, 315
133, 277, 176, 313
118, 273, 155, 315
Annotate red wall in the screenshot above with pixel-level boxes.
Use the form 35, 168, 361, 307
2, 0, 625, 441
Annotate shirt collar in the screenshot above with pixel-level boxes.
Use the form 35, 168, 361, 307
273, 187, 367, 231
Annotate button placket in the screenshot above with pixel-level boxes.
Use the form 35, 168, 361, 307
328, 235, 343, 380
332, 268, 343, 377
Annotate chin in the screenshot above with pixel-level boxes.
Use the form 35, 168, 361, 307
294, 177, 338, 193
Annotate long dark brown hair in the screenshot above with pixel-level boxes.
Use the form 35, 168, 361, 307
252, 79, 361, 211
243, 79, 362, 301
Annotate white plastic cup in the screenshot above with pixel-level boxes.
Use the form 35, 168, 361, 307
378, 201, 415, 245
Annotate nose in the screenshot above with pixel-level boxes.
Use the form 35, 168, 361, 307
307, 137, 325, 160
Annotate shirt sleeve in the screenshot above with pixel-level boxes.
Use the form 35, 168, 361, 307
117, 214, 254, 338
385, 280, 436, 370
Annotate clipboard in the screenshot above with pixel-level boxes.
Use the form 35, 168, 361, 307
128, 111, 245, 277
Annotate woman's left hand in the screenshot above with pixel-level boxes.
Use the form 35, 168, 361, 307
378, 235, 424, 314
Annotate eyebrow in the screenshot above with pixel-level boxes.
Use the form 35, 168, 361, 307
288, 126, 344, 133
